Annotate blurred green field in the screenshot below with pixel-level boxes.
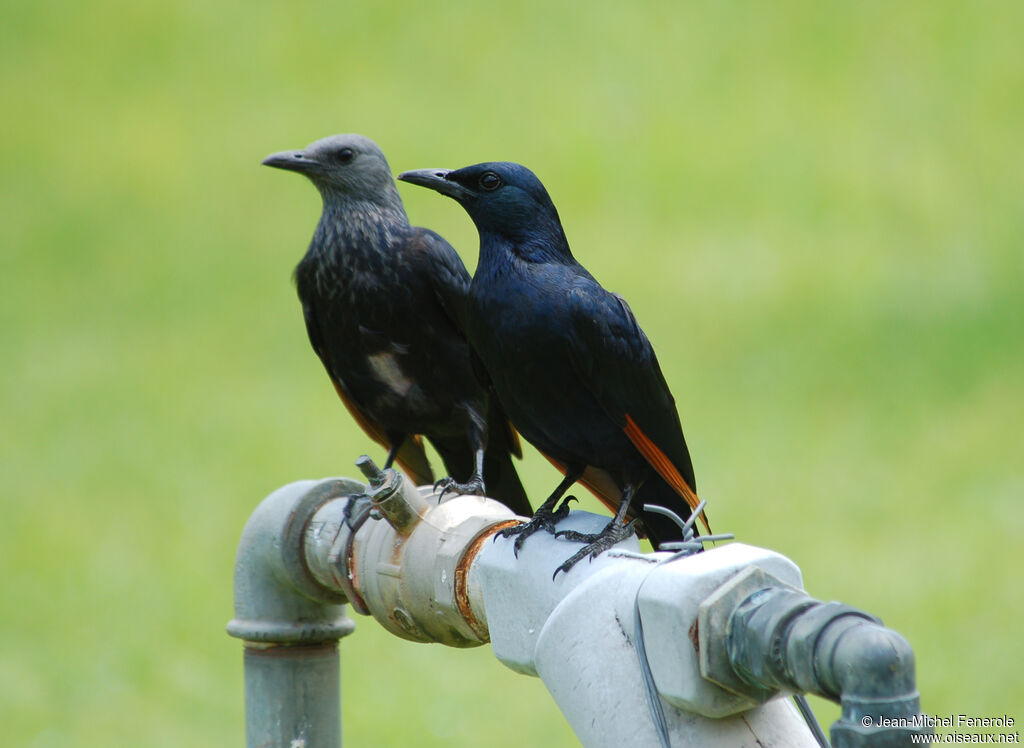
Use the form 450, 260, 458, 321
3, 1, 1022, 745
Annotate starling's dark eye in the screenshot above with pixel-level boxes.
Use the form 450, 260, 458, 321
337, 148, 355, 164
479, 172, 502, 191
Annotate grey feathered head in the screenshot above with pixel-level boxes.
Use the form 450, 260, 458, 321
262, 133, 402, 210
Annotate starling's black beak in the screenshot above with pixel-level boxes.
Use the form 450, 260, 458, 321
261, 150, 321, 174
398, 169, 473, 201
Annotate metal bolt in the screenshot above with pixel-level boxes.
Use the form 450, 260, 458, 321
355, 455, 384, 487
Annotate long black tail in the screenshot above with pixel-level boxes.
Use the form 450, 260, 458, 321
482, 397, 531, 516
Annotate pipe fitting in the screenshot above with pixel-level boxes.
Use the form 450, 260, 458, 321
337, 464, 520, 646
636, 545, 803, 717
828, 623, 923, 747
227, 478, 360, 644
711, 577, 928, 747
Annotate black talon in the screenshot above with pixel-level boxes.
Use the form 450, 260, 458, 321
552, 494, 577, 520
553, 528, 598, 543
434, 474, 486, 502
495, 495, 577, 557
494, 468, 584, 557
552, 518, 640, 579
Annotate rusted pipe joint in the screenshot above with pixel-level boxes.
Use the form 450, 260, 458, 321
331, 465, 520, 647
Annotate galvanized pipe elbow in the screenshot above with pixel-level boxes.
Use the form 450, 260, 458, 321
720, 583, 927, 747
826, 620, 917, 697
227, 478, 360, 644
826, 621, 923, 747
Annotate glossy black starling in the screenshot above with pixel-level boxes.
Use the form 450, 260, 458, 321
399, 162, 707, 574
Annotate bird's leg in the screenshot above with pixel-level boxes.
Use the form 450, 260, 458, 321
382, 435, 406, 471
553, 484, 640, 577
435, 448, 487, 501
496, 467, 583, 557
435, 414, 490, 500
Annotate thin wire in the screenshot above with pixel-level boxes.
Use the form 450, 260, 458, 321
793, 693, 831, 748
633, 580, 675, 748
644, 503, 698, 539
631, 499, 724, 748
657, 533, 735, 551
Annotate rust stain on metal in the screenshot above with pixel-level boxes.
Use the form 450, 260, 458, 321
454, 520, 519, 641
244, 642, 338, 659
344, 535, 369, 614
689, 618, 700, 652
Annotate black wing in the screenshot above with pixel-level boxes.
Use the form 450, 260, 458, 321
567, 281, 705, 528
298, 290, 435, 486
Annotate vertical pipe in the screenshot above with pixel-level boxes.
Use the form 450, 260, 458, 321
243, 643, 341, 748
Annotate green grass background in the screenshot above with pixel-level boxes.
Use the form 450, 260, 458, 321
3, 1, 1022, 745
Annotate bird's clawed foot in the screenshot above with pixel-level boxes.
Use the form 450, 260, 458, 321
553, 518, 640, 578
433, 474, 486, 502
495, 495, 577, 557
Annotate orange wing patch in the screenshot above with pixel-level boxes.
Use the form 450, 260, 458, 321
623, 414, 711, 534
506, 422, 523, 460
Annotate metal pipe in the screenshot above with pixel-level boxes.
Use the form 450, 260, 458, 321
721, 583, 928, 747
231, 469, 928, 747
242, 643, 341, 747
227, 479, 360, 748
